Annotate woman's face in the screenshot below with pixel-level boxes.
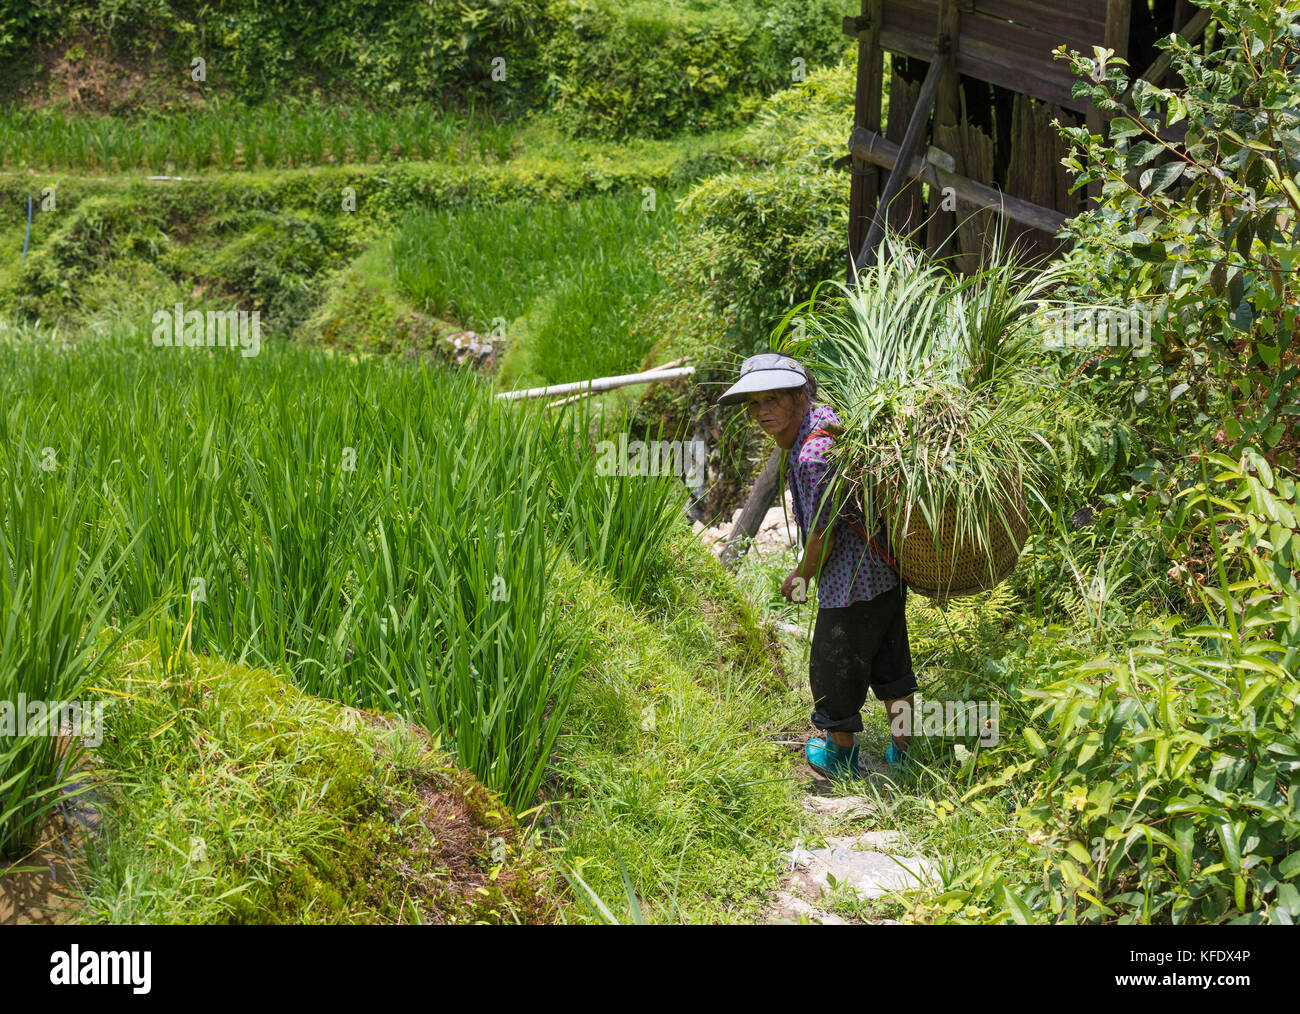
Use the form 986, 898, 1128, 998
745, 388, 803, 438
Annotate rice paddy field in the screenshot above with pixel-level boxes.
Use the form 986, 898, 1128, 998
391, 191, 683, 384
0, 312, 803, 924
0, 102, 520, 172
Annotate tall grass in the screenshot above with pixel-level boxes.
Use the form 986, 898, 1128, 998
392, 192, 678, 382
0, 395, 127, 856
0, 102, 519, 172
0, 320, 688, 822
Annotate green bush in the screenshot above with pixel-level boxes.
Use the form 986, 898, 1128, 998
5, 0, 850, 133
957, 449, 1300, 924
540, 0, 850, 140
661, 60, 854, 351
1053, 0, 1300, 471
40, 0, 548, 110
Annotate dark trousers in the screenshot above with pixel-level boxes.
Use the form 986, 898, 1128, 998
809, 583, 917, 734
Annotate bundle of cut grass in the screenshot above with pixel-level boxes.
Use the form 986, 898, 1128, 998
775, 226, 1071, 600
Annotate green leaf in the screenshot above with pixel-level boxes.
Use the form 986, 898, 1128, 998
1002, 884, 1034, 924
1276, 883, 1300, 921
1282, 176, 1300, 210
1217, 820, 1243, 875
1144, 162, 1185, 194
1110, 117, 1142, 140
1133, 241, 1167, 263
1067, 840, 1093, 864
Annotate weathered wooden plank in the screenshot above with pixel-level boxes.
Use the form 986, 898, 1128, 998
850, 126, 1068, 234
878, 23, 1088, 112
848, 0, 886, 281
880, 0, 939, 37
955, 86, 999, 273
1005, 91, 1070, 260
1105, 0, 1133, 56
960, 12, 1086, 79
973, 0, 1109, 48
928, 0, 964, 260
883, 60, 929, 236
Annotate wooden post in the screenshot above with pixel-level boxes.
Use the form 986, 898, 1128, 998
847, 0, 884, 283
721, 446, 784, 571
926, 0, 964, 262
1087, 0, 1132, 209
854, 42, 949, 272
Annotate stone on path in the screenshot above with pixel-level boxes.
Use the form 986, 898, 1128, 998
783, 832, 938, 902
800, 795, 876, 818
769, 890, 849, 926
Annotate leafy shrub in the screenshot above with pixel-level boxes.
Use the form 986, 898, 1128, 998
958, 449, 1300, 924
1054, 0, 1300, 471
199, 209, 365, 330
541, 0, 850, 140
6, 0, 850, 132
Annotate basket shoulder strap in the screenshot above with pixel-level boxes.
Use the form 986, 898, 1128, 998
804, 427, 901, 577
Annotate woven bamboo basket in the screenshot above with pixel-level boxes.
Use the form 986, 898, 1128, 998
883, 480, 1029, 601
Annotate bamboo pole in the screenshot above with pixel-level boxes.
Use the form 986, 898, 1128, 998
542, 358, 694, 408
495, 366, 695, 402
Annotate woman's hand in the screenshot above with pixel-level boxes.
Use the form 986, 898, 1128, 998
780, 570, 808, 603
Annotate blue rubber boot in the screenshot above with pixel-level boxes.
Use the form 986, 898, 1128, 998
885, 741, 910, 770
805, 734, 864, 780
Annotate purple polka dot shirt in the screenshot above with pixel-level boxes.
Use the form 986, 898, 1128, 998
786, 403, 898, 608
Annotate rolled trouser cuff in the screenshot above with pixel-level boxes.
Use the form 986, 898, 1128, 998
869, 670, 918, 702
811, 708, 864, 734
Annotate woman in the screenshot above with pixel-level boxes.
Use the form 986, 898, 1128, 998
719, 353, 915, 778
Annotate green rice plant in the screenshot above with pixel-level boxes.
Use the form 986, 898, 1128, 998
329, 110, 351, 164
258, 117, 282, 170
213, 105, 238, 170
0, 115, 14, 167
282, 105, 309, 168
305, 107, 327, 165
372, 115, 393, 163
434, 113, 458, 161
88, 118, 117, 171
480, 117, 516, 162
348, 111, 371, 164
408, 107, 435, 161
120, 124, 146, 172
144, 119, 170, 172
180, 117, 211, 172
545, 409, 689, 602
0, 417, 128, 857
0, 103, 526, 172
66, 118, 90, 169
237, 107, 261, 169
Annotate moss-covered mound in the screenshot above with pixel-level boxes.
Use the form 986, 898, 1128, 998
76, 639, 558, 924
